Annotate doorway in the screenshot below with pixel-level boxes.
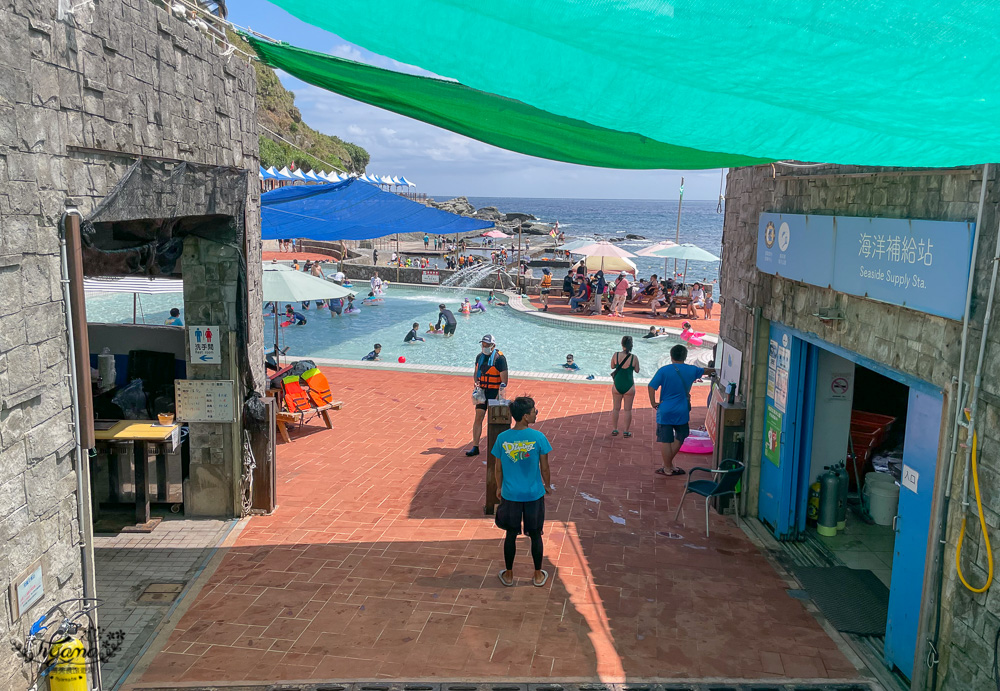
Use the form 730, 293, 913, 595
756, 323, 944, 681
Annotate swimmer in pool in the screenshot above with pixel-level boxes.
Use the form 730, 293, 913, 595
426, 322, 444, 335
562, 354, 580, 370
486, 290, 507, 307
404, 322, 425, 343
284, 305, 307, 325
470, 297, 487, 313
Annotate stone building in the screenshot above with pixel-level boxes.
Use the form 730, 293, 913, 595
0, 0, 262, 687
718, 163, 1000, 689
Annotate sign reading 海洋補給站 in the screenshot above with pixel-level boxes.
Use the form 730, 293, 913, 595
756, 213, 975, 321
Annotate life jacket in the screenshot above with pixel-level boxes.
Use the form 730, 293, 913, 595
282, 375, 312, 413
301, 367, 333, 407
540, 274, 552, 289
476, 350, 505, 390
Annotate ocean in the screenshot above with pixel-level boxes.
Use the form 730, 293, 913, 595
460, 197, 724, 285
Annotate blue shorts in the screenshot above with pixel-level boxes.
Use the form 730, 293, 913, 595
656, 423, 690, 444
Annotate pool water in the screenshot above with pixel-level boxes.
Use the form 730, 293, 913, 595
86, 286, 691, 375
269, 286, 686, 374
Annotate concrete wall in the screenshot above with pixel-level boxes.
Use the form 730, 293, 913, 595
88, 323, 185, 360
718, 163, 1000, 689
808, 350, 854, 485
0, 0, 257, 686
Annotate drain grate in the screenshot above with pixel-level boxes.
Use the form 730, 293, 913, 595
137, 582, 185, 604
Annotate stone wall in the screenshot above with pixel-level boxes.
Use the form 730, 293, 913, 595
718, 163, 1000, 689
0, 0, 257, 686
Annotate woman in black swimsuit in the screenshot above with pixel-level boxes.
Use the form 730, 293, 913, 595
610, 335, 640, 437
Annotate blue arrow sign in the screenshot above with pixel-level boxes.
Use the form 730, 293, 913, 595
199, 354, 214, 361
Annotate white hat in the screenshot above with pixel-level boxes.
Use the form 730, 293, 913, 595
480, 334, 496, 345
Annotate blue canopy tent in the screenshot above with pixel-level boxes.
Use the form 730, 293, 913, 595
260, 177, 493, 241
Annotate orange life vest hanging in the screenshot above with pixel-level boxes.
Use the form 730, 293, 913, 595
301, 367, 333, 407
282, 375, 312, 413
476, 350, 505, 390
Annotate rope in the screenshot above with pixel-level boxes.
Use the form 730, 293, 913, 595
956, 409, 994, 593
259, 125, 349, 174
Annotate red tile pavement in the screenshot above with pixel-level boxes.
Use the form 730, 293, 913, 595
526, 294, 721, 335
134, 369, 855, 685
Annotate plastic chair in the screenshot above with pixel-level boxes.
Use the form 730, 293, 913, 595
673, 460, 745, 537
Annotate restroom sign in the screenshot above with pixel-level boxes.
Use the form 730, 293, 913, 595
188, 325, 221, 365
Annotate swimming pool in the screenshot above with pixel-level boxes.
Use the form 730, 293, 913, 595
86, 285, 700, 375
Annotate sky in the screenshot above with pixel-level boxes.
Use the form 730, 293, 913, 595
229, 0, 726, 200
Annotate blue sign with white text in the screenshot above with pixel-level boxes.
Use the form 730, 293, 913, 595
756, 214, 835, 286
757, 213, 975, 321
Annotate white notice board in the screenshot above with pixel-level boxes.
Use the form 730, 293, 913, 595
718, 339, 743, 395
175, 380, 236, 422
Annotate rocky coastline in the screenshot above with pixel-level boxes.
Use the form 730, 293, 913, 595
425, 196, 557, 235
422, 196, 646, 242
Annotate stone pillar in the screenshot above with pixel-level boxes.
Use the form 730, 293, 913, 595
180, 235, 241, 517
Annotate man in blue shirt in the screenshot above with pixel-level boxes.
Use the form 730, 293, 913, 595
492, 396, 553, 588
648, 344, 715, 476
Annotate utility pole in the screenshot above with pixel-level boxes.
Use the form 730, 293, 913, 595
517, 221, 523, 293
674, 176, 684, 278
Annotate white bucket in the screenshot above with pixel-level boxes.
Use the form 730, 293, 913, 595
865, 477, 900, 526
865, 471, 895, 488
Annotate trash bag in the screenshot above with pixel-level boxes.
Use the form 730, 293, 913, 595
288, 360, 317, 378
112, 379, 148, 420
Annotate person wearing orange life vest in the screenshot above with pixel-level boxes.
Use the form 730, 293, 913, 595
538, 268, 553, 312
465, 334, 508, 457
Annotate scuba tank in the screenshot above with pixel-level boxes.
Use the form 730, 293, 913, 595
834, 462, 849, 531
817, 466, 841, 537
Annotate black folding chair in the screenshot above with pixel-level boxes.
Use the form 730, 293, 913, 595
673, 459, 745, 537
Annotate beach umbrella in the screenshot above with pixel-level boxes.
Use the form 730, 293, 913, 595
646, 242, 720, 281
263, 265, 354, 359
635, 239, 680, 279
555, 239, 594, 253
263, 265, 353, 302
573, 241, 636, 272
573, 254, 638, 275
634, 239, 679, 257
481, 229, 509, 238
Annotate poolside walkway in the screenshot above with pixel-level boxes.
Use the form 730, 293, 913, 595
526, 295, 721, 336
129, 369, 858, 687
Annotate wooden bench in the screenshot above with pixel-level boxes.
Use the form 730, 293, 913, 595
274, 401, 343, 443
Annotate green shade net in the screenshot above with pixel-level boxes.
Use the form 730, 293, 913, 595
265, 0, 999, 168
245, 36, 769, 169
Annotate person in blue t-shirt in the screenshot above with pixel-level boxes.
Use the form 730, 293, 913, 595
647, 344, 715, 476
164, 308, 183, 326
491, 396, 553, 588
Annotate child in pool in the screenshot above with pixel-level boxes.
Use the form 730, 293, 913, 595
404, 322, 425, 343
426, 322, 444, 335
459, 298, 472, 314
487, 290, 507, 307
642, 326, 658, 339
562, 354, 580, 370
470, 298, 487, 313
284, 305, 307, 325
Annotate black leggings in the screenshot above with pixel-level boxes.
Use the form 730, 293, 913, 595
504, 529, 543, 571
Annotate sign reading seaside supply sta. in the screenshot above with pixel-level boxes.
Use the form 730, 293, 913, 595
756, 213, 974, 321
